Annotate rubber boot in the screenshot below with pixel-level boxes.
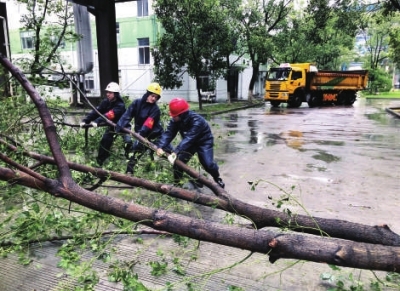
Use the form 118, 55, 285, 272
214, 177, 225, 189
96, 157, 104, 167
126, 158, 137, 175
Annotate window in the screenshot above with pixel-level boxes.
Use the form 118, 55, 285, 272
85, 73, 94, 91
137, 0, 149, 17
291, 71, 302, 80
21, 31, 35, 50
199, 75, 215, 92
138, 38, 150, 64
85, 79, 94, 91
50, 34, 66, 49
116, 22, 120, 45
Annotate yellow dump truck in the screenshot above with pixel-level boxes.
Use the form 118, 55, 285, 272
264, 63, 369, 108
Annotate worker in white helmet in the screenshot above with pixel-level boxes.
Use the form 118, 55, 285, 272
80, 82, 126, 166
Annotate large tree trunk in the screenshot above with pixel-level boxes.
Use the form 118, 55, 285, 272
2, 140, 399, 247
196, 75, 203, 110
247, 63, 259, 103
3, 141, 399, 247
0, 167, 399, 273
1, 55, 400, 274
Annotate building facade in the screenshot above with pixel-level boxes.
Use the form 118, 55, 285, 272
6, 0, 265, 103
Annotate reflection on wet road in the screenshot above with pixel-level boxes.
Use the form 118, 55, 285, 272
214, 99, 400, 156
211, 98, 400, 233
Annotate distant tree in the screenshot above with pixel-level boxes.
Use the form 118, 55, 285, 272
359, 12, 391, 70
270, 13, 314, 64
152, 0, 233, 110
14, 0, 78, 79
218, 0, 247, 104
301, 0, 361, 69
381, 0, 400, 14
239, 0, 292, 101
386, 13, 400, 67
368, 68, 393, 93
356, 11, 395, 93
389, 26, 400, 65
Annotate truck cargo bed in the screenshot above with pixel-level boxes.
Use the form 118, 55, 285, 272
308, 70, 368, 90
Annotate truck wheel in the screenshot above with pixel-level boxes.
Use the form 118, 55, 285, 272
270, 101, 281, 107
344, 92, 356, 105
308, 95, 321, 108
335, 93, 346, 105
288, 94, 303, 108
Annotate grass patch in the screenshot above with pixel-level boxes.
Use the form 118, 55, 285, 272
190, 100, 264, 114
360, 91, 400, 99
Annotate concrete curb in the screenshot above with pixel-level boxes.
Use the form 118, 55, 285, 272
386, 107, 400, 118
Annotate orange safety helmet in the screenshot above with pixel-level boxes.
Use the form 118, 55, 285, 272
169, 98, 190, 117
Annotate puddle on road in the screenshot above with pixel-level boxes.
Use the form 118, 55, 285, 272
218, 127, 346, 154
311, 150, 341, 163
362, 133, 393, 143
314, 140, 345, 146
265, 108, 306, 115
306, 163, 327, 172
365, 111, 400, 126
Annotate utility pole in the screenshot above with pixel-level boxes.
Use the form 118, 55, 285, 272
68, 0, 120, 99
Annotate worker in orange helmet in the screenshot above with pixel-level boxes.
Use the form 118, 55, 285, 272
116, 82, 167, 175
156, 98, 225, 189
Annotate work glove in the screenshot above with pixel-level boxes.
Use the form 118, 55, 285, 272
79, 122, 86, 128
168, 153, 177, 165
90, 122, 98, 128
156, 148, 165, 156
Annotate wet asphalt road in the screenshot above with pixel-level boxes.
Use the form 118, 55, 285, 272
212, 98, 400, 233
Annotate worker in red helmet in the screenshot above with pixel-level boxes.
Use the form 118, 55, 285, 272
156, 98, 225, 189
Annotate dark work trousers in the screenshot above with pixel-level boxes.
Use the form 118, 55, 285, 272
97, 128, 115, 166
173, 140, 220, 184
125, 131, 165, 174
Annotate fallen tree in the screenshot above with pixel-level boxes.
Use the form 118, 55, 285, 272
2, 139, 400, 247
0, 54, 399, 276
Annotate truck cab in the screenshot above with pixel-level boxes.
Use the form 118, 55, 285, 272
265, 63, 316, 107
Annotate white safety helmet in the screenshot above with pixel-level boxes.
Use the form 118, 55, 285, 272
105, 82, 120, 93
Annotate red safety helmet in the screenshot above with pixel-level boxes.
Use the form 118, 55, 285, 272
169, 98, 190, 117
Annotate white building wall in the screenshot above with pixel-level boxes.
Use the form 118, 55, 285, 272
4, 0, 257, 103
3, 0, 25, 30
115, 1, 157, 18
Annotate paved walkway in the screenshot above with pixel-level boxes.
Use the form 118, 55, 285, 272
0, 229, 338, 291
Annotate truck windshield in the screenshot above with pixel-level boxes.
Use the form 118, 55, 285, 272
267, 69, 291, 81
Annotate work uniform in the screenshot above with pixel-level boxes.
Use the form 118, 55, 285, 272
157, 110, 221, 184
116, 92, 164, 174
81, 94, 126, 165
